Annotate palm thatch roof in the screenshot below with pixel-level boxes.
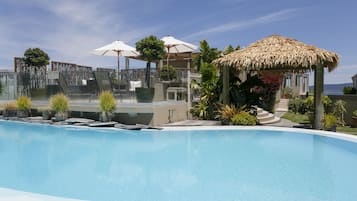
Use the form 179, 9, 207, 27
214, 34, 339, 72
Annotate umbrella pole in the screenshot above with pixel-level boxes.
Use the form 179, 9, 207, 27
117, 51, 120, 80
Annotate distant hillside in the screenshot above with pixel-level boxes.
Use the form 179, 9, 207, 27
309, 83, 353, 95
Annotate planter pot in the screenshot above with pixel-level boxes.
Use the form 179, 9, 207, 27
17, 110, 29, 118
135, 88, 155, 103
54, 112, 68, 121
99, 112, 113, 122
351, 117, 357, 128
4, 109, 17, 117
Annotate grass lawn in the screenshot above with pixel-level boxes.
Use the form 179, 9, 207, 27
282, 111, 357, 135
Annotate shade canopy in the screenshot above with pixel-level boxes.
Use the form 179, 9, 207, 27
213, 34, 339, 72
93, 40, 139, 57
161, 36, 197, 53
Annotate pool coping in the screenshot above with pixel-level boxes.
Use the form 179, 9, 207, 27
0, 187, 85, 201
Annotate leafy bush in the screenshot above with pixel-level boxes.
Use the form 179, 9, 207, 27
342, 86, 357, 94
99, 90, 116, 113
217, 104, 239, 121
333, 100, 346, 126
50, 93, 69, 113
322, 114, 337, 130
304, 95, 332, 113
16, 96, 32, 111
353, 110, 357, 117
160, 65, 177, 81
288, 96, 306, 114
231, 111, 257, 126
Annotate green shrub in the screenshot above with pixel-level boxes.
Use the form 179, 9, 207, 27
231, 111, 257, 126
99, 91, 116, 112
288, 96, 306, 114
333, 100, 346, 126
343, 86, 357, 94
160, 65, 177, 81
304, 95, 332, 113
283, 87, 293, 98
50, 93, 69, 113
353, 110, 357, 117
16, 96, 32, 111
322, 114, 337, 130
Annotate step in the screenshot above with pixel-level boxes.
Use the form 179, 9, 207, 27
275, 108, 289, 112
259, 116, 281, 124
256, 110, 270, 118
257, 113, 275, 122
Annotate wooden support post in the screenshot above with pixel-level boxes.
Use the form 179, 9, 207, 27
314, 65, 324, 129
222, 65, 229, 105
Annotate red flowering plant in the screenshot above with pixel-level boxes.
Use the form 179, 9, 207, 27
258, 72, 283, 112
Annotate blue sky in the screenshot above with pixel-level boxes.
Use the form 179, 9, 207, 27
0, 0, 356, 84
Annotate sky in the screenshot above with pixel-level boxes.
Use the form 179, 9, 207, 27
0, 0, 356, 84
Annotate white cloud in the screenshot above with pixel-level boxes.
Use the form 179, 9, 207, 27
184, 8, 299, 40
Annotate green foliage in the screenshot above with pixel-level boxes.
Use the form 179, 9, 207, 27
231, 111, 257, 126
24, 48, 50, 67
333, 100, 346, 126
160, 65, 177, 81
322, 114, 337, 130
0, 81, 2, 95
136, 35, 165, 87
217, 104, 239, 123
343, 86, 357, 94
192, 40, 219, 71
288, 96, 307, 114
222, 45, 235, 55
190, 102, 209, 120
200, 63, 217, 83
16, 96, 32, 111
99, 90, 116, 112
353, 110, 357, 117
304, 95, 332, 113
50, 93, 69, 113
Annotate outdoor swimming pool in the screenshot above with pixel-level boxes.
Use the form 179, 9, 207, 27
0, 120, 357, 201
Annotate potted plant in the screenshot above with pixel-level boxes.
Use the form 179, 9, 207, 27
16, 96, 32, 117
135, 35, 165, 103
3, 102, 17, 117
50, 93, 69, 121
351, 110, 357, 128
99, 90, 116, 122
160, 65, 177, 81
322, 114, 338, 132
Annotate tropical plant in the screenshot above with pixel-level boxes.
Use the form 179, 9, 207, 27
288, 96, 306, 114
136, 35, 165, 87
200, 62, 217, 83
50, 93, 69, 113
99, 91, 116, 113
16, 96, 31, 111
221, 45, 235, 55
282, 87, 293, 98
99, 91, 116, 122
322, 114, 337, 131
333, 100, 346, 126
0, 81, 3, 95
160, 65, 177, 81
353, 110, 357, 118
192, 40, 220, 71
231, 111, 257, 126
217, 104, 239, 124
342, 86, 357, 94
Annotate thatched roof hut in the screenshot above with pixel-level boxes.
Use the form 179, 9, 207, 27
214, 34, 339, 72
213, 34, 340, 130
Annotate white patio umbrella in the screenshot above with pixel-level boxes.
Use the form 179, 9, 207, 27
161, 35, 197, 66
92, 40, 139, 78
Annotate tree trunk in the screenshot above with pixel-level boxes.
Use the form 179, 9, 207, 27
145, 62, 151, 88
314, 65, 324, 129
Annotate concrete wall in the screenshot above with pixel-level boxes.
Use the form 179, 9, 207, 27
329, 95, 357, 125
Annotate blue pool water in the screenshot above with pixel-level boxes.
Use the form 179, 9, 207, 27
0, 121, 357, 201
